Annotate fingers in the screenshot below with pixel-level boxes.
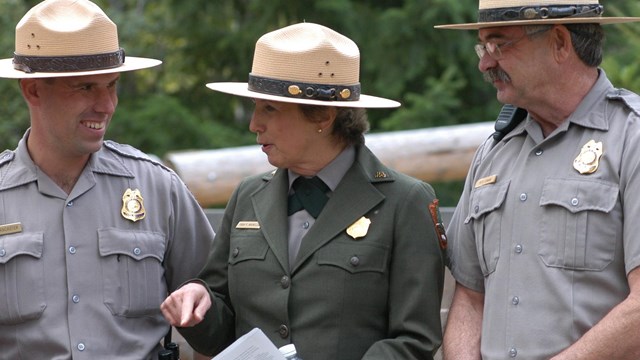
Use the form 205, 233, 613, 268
161, 282, 211, 327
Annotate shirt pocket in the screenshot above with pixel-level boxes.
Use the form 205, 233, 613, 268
98, 228, 166, 317
0, 232, 46, 325
466, 180, 510, 276
538, 178, 618, 271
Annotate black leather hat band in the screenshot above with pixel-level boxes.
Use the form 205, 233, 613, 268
13, 48, 125, 74
479, 4, 604, 22
248, 74, 361, 102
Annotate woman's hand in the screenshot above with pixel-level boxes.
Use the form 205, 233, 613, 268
161, 282, 212, 327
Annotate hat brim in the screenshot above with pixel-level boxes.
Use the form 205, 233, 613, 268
0, 56, 161, 79
435, 16, 640, 30
206, 82, 400, 108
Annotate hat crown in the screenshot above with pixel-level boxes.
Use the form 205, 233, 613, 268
479, 0, 598, 10
251, 23, 360, 85
15, 0, 119, 57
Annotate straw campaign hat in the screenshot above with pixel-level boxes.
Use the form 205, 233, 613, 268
206, 22, 400, 108
435, 0, 640, 30
0, 0, 161, 79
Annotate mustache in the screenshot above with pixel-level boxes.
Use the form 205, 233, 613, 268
483, 68, 511, 83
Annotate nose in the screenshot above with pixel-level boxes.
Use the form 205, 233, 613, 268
478, 53, 498, 73
94, 87, 117, 115
249, 112, 263, 134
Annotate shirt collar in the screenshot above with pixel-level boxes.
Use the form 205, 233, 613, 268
288, 145, 355, 192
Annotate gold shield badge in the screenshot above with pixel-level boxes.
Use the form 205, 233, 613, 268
346, 216, 371, 240
573, 140, 603, 174
121, 188, 146, 222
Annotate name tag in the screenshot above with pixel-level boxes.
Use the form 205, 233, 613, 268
0, 222, 23, 236
236, 221, 260, 229
474, 175, 497, 188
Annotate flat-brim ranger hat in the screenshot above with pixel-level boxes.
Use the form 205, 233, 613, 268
435, 0, 640, 30
0, 0, 161, 79
206, 22, 400, 108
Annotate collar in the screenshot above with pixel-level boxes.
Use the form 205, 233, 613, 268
288, 145, 355, 192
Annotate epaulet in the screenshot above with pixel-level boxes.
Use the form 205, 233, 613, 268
103, 140, 171, 171
0, 150, 15, 168
607, 88, 640, 117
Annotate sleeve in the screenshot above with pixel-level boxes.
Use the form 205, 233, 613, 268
176, 180, 243, 356
362, 181, 445, 359
446, 140, 491, 292
164, 172, 216, 291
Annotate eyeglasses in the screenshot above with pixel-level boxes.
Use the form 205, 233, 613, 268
474, 28, 551, 60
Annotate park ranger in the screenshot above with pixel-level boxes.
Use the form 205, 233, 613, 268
0, 0, 214, 359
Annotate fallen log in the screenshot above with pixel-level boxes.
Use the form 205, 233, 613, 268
164, 122, 494, 207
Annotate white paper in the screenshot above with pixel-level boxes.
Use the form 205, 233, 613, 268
212, 328, 287, 360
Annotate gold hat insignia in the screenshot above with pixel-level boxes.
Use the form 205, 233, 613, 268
346, 216, 371, 240
121, 188, 146, 222
573, 140, 603, 175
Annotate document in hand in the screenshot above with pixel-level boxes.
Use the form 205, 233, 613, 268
212, 328, 287, 360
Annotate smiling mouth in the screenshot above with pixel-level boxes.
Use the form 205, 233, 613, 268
82, 121, 105, 130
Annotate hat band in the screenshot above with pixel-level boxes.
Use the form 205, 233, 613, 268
12, 48, 125, 74
478, 4, 604, 22
248, 75, 361, 102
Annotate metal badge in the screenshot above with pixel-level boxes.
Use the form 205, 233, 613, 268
121, 188, 146, 222
346, 216, 371, 240
573, 140, 603, 174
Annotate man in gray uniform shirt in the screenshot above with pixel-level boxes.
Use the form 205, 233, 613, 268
436, 0, 640, 359
0, 0, 214, 359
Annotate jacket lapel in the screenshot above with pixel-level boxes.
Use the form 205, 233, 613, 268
292, 147, 390, 273
251, 169, 291, 271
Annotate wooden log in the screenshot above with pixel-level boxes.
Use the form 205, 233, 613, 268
164, 122, 495, 208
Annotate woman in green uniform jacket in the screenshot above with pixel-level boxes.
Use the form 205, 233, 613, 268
161, 22, 447, 360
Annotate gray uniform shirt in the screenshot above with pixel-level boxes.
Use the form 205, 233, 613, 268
0, 132, 214, 359
448, 71, 640, 360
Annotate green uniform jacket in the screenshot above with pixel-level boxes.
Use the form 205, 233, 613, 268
179, 145, 445, 359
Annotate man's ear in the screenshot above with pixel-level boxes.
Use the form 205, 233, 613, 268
19, 78, 42, 106
551, 25, 573, 63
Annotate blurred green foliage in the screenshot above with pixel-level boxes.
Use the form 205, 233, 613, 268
1, 0, 640, 205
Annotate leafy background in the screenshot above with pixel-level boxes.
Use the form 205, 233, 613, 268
1, 0, 639, 205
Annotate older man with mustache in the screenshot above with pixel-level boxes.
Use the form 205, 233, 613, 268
437, 1, 640, 360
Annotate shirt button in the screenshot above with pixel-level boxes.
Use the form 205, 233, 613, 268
519, 193, 527, 201
279, 324, 289, 338
69, 246, 77, 254
571, 198, 579, 206
350, 256, 360, 267
280, 276, 290, 289
515, 244, 523, 254
512, 296, 519, 305
133, 247, 142, 256
509, 347, 518, 357
302, 221, 310, 229
0, 249, 5, 257
232, 248, 240, 257
72, 295, 80, 303
474, 205, 480, 213
77, 343, 86, 351
535, 149, 543, 156
66, 201, 74, 207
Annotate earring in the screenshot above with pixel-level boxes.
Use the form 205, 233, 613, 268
317, 128, 323, 133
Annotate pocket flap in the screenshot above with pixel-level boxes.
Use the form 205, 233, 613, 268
228, 235, 269, 265
540, 178, 618, 213
317, 242, 388, 274
467, 180, 510, 221
98, 228, 165, 261
0, 232, 44, 264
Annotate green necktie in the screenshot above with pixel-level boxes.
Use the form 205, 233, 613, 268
287, 176, 330, 218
